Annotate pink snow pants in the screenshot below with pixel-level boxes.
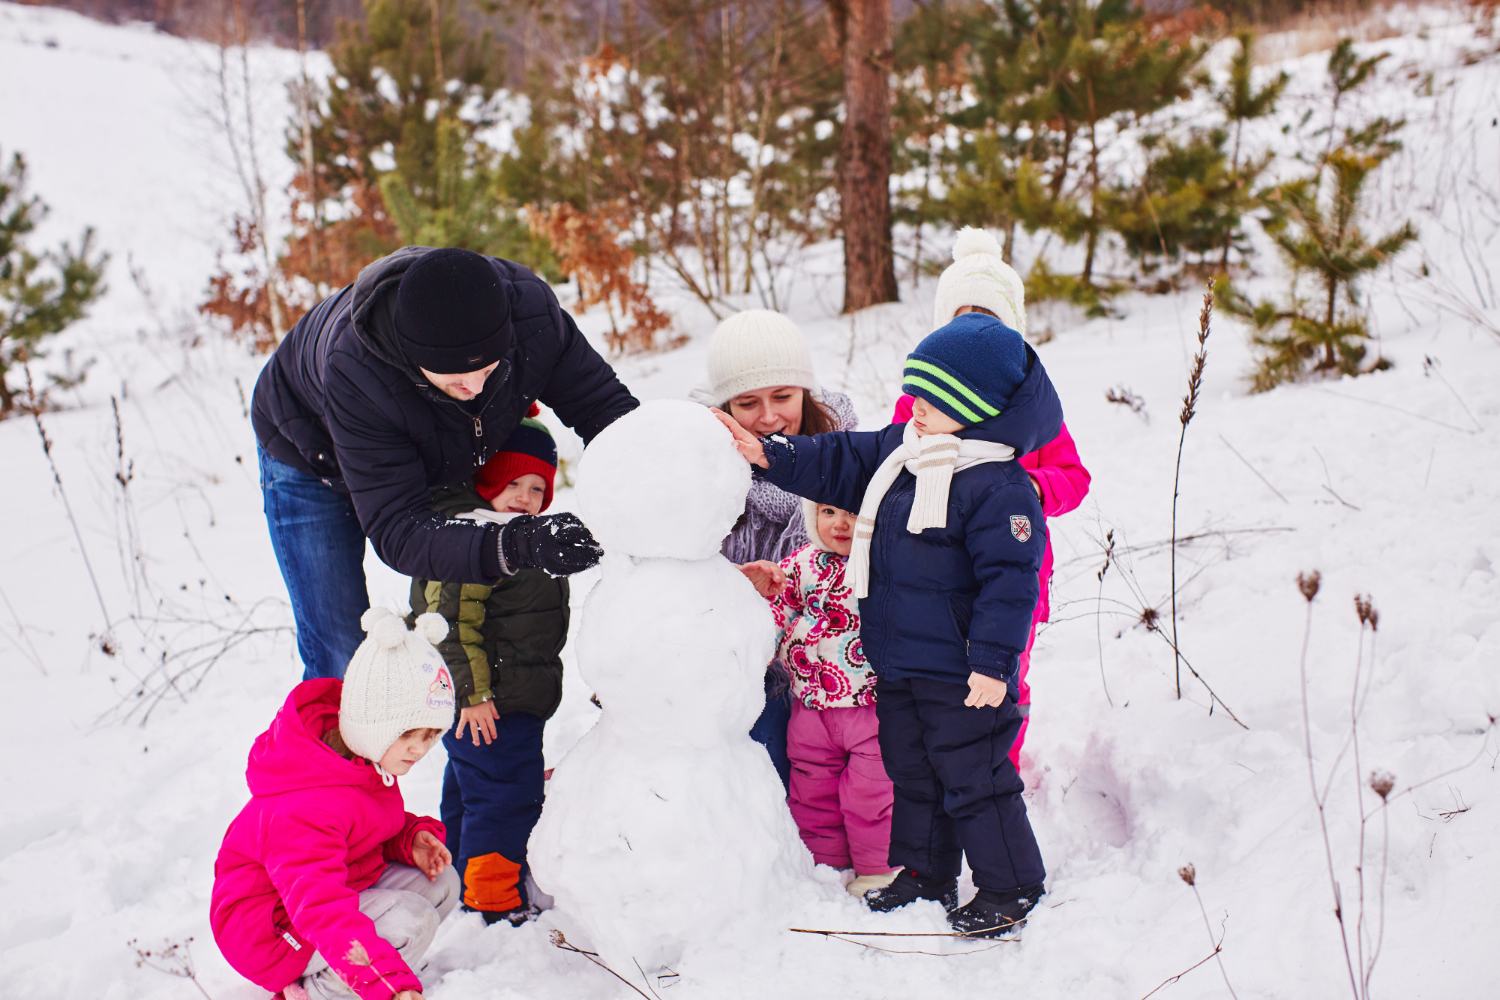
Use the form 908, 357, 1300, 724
1013, 620, 1038, 770
787, 701, 895, 874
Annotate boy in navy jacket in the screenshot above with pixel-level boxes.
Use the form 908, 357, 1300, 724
715, 312, 1060, 936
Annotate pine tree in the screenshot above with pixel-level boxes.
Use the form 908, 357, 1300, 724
937, 0, 1073, 258
891, 0, 984, 276
1046, 0, 1204, 286
1102, 128, 1254, 281
290, 0, 505, 285
1214, 31, 1287, 270
948, 0, 1204, 297
1227, 38, 1415, 390
1233, 147, 1415, 390
379, 117, 547, 266
0, 150, 108, 417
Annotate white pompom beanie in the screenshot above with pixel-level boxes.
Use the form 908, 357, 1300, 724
340, 608, 456, 781
706, 309, 817, 403
931, 227, 1027, 335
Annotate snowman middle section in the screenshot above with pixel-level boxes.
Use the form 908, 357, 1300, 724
530, 554, 814, 973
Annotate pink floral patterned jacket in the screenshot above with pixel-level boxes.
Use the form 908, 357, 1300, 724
768, 545, 874, 710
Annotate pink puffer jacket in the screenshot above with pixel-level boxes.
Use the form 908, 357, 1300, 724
210, 679, 443, 1000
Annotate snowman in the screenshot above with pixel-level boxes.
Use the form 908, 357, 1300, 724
529, 399, 813, 973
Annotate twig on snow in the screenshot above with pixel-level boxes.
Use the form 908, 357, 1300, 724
551, 930, 654, 999
1139, 943, 1224, 999
1217, 434, 1289, 504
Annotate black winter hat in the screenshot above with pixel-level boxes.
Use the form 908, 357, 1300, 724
395, 248, 513, 374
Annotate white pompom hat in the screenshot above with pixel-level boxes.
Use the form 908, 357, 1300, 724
339, 608, 456, 781
931, 227, 1027, 335
706, 309, 817, 403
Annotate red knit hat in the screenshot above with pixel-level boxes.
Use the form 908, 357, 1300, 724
475, 408, 558, 512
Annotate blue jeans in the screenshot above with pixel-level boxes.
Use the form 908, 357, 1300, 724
259, 445, 370, 680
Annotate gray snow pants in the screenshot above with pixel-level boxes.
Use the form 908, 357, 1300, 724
300, 863, 461, 999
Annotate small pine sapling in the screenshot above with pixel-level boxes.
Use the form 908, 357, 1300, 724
0, 148, 108, 416
1226, 41, 1416, 391
1213, 31, 1288, 273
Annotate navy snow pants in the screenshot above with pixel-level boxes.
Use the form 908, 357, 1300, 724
441, 711, 546, 916
876, 676, 1045, 892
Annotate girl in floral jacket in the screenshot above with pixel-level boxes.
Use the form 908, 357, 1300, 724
764, 501, 897, 896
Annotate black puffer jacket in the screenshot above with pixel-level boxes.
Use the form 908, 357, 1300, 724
407, 487, 568, 720
251, 246, 638, 582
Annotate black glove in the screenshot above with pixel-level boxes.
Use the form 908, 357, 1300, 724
497, 512, 604, 577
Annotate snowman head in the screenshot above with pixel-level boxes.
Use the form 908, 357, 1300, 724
578, 400, 751, 561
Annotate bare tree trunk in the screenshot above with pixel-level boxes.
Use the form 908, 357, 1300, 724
830, 0, 897, 313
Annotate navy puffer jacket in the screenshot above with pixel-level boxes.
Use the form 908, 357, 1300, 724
757, 346, 1063, 687
251, 246, 638, 582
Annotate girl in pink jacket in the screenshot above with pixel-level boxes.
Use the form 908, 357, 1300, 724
762, 501, 897, 897
891, 228, 1092, 767
212, 609, 460, 1000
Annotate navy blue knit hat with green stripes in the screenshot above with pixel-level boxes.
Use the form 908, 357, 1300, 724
902, 312, 1029, 426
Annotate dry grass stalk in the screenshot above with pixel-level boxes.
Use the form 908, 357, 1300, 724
1177, 863, 1240, 998
1096, 529, 1117, 707
129, 937, 214, 999
1105, 385, 1149, 421
550, 930, 655, 999
1297, 572, 1402, 1000
1295, 569, 1360, 997
24, 358, 114, 651
1170, 281, 1214, 699
1139, 942, 1225, 999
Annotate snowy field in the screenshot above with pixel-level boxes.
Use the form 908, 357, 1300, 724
2, 2, 1498, 997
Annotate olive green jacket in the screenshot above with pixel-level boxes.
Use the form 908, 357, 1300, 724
408, 487, 569, 720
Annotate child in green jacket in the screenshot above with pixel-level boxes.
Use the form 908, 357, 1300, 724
409, 415, 569, 925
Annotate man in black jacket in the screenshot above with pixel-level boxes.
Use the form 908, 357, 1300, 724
252, 246, 638, 679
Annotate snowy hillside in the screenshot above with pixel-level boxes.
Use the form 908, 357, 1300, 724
2, 2, 1498, 998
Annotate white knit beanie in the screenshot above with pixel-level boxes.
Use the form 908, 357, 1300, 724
340, 608, 456, 779
802, 500, 834, 553
931, 227, 1027, 335
706, 309, 817, 403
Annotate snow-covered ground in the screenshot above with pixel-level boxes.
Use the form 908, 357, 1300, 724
2, 2, 1498, 997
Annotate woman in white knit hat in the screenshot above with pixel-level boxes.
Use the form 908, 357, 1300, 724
212, 608, 460, 1000
889, 228, 1091, 772
703, 309, 859, 788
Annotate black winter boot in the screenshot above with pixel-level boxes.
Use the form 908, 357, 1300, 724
481, 903, 540, 927
947, 884, 1044, 937
862, 869, 959, 913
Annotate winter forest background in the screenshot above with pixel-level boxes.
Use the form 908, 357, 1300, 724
2, 0, 1498, 996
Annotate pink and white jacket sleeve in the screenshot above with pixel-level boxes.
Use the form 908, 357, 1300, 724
264, 813, 422, 1000
768, 553, 805, 662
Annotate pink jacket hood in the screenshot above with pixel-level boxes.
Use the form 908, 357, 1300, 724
247, 678, 377, 797
211, 679, 443, 1000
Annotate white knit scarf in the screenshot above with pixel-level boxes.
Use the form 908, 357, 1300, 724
846, 422, 1016, 599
